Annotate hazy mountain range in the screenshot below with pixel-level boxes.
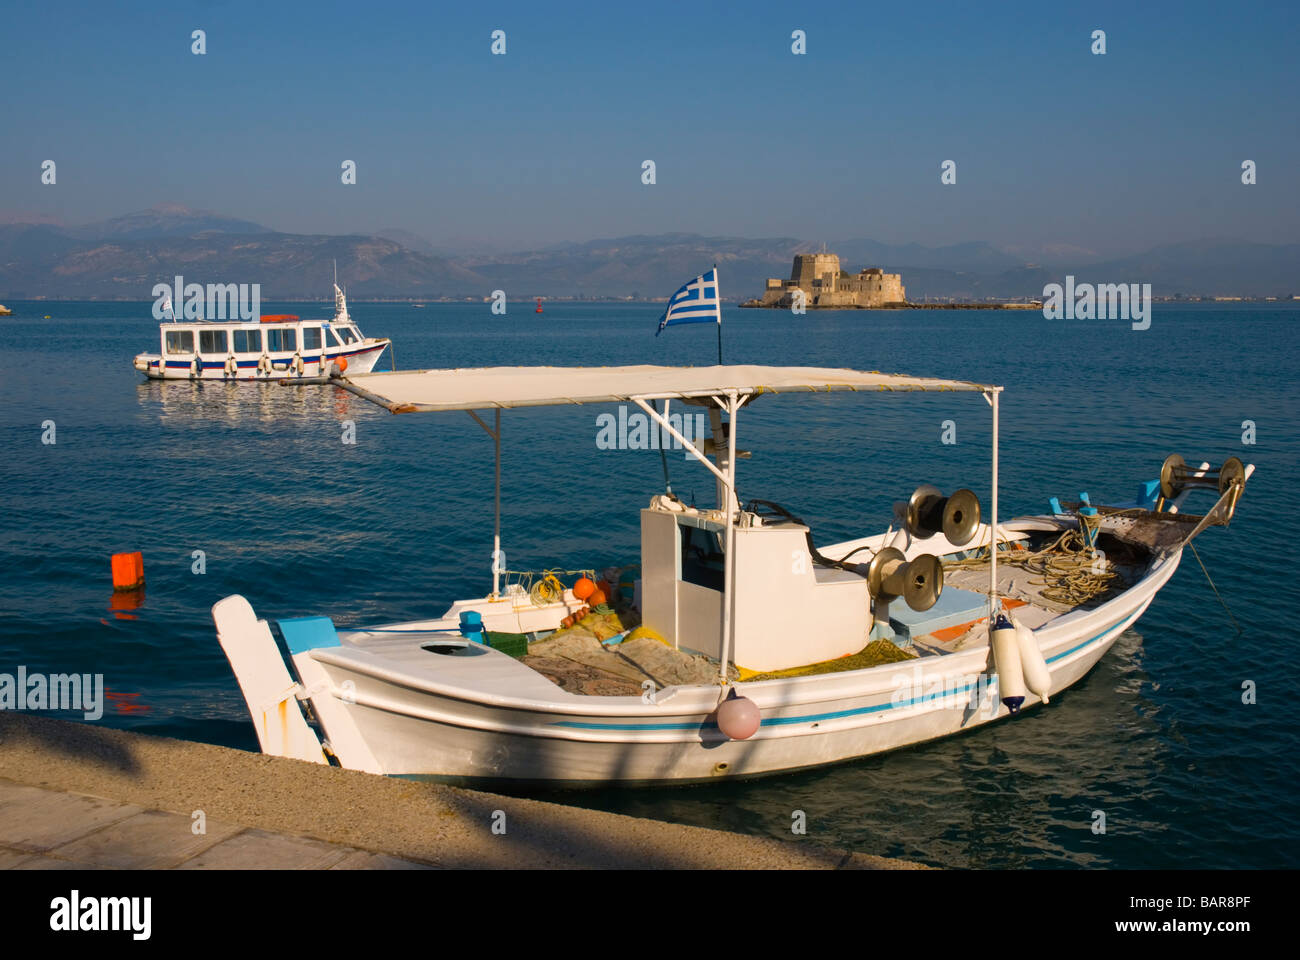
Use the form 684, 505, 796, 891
1, 205, 1296, 300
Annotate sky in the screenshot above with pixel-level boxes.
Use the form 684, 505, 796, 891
2, 0, 1297, 257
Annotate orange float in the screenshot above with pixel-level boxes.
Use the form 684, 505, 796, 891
110, 552, 145, 591
587, 589, 607, 606
573, 577, 595, 601
259, 314, 300, 323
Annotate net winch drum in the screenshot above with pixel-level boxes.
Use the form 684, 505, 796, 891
905, 484, 982, 547
1158, 455, 1246, 500
865, 546, 944, 612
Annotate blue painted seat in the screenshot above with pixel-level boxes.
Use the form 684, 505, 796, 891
277, 615, 341, 655
888, 587, 989, 645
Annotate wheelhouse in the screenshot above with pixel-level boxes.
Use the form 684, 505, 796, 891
160, 317, 367, 357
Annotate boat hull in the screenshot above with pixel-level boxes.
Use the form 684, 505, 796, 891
135, 341, 389, 380
299, 551, 1180, 785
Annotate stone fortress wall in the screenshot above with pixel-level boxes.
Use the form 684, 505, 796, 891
757, 253, 905, 307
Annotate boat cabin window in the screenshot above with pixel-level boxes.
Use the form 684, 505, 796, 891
266, 329, 296, 352
302, 327, 322, 350
233, 329, 261, 353
165, 330, 194, 354
199, 330, 227, 354
680, 523, 725, 591
336, 326, 358, 344
325, 328, 342, 347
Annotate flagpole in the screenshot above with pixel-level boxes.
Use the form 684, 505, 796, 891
714, 263, 723, 365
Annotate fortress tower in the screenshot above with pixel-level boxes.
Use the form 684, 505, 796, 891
758, 252, 905, 308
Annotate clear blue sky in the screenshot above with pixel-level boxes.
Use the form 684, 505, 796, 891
2, 0, 1296, 256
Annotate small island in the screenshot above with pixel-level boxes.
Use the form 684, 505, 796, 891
740, 252, 1040, 309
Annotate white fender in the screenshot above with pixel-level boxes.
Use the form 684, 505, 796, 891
293, 353, 304, 375
1012, 613, 1052, 704
257, 354, 271, 376
989, 614, 1026, 714
225, 354, 238, 377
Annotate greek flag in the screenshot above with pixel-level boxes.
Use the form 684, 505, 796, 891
656, 268, 720, 336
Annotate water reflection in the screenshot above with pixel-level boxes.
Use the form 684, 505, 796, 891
107, 586, 145, 621
137, 378, 370, 427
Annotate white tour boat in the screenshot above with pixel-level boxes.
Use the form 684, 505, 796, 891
212, 365, 1251, 785
133, 280, 390, 380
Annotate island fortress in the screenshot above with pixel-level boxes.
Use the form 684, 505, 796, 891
747, 253, 906, 308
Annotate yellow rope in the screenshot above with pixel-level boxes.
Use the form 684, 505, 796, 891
499, 568, 597, 607
943, 528, 1120, 606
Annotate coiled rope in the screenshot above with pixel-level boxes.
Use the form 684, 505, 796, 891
943, 528, 1120, 606
496, 568, 598, 606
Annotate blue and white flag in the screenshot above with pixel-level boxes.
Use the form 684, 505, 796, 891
656, 268, 720, 336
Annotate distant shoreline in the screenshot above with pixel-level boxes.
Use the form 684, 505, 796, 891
739, 300, 1043, 310
1, 296, 1296, 307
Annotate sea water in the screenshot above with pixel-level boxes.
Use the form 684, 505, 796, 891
1, 300, 1296, 868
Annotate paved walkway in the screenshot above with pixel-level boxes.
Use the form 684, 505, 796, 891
0, 713, 925, 870
0, 780, 431, 869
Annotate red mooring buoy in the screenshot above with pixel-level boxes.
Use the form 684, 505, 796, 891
110, 551, 145, 592
535, 298, 543, 314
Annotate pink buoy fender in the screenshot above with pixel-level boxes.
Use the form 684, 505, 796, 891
716, 690, 761, 740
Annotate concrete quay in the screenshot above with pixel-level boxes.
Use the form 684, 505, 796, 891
0, 714, 925, 870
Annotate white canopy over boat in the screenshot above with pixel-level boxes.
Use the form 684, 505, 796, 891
343, 364, 992, 413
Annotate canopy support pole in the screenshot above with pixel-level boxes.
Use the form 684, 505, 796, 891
718, 391, 739, 686
631, 398, 730, 488
467, 410, 503, 598
656, 399, 673, 494
988, 388, 1001, 618
493, 409, 501, 598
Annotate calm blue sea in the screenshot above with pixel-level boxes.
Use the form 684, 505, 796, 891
1, 299, 1297, 868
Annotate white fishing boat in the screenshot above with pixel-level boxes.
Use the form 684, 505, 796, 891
132, 279, 390, 380
212, 365, 1251, 785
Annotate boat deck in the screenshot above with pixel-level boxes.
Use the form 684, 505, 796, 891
329, 517, 1155, 699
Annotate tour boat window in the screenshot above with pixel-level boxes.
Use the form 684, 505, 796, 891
336, 326, 358, 344
267, 329, 297, 352
302, 327, 322, 350
199, 330, 228, 354
233, 330, 261, 354
165, 330, 194, 354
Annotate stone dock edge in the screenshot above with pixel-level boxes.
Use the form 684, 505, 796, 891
0, 714, 926, 870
